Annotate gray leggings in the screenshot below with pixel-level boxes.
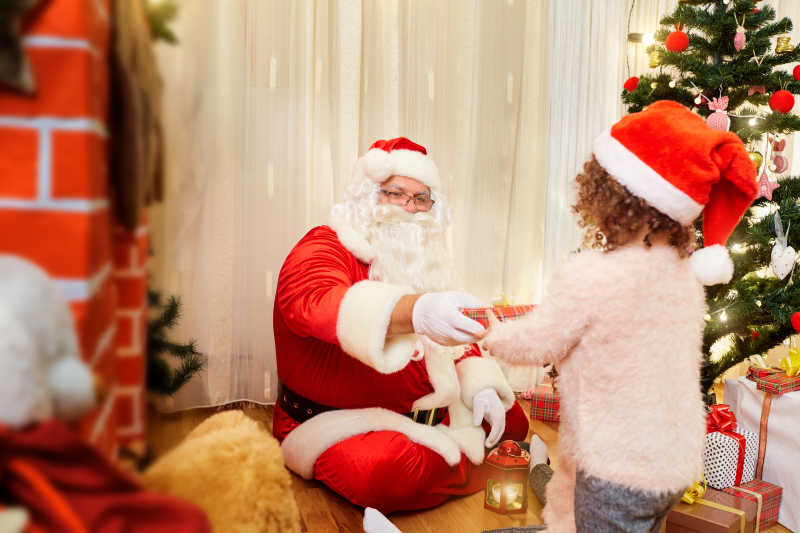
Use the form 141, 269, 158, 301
574, 470, 682, 533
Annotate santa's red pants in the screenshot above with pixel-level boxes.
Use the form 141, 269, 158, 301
274, 402, 529, 514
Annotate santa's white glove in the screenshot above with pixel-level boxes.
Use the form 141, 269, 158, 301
472, 387, 506, 448
411, 291, 486, 346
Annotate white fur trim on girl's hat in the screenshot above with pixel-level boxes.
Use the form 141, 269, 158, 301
357, 137, 441, 189
592, 100, 758, 285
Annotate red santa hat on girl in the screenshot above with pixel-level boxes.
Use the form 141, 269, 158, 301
592, 100, 758, 285
356, 137, 441, 189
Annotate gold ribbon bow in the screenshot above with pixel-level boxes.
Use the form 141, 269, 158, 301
681, 475, 747, 533
682, 476, 707, 504
780, 348, 800, 376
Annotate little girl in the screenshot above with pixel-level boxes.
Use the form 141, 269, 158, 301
484, 100, 758, 533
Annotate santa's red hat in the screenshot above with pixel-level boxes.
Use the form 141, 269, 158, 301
593, 100, 758, 285
356, 137, 440, 189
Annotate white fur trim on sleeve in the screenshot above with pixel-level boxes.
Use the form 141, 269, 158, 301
281, 408, 463, 479
690, 244, 734, 286
336, 280, 418, 374
436, 400, 487, 465
456, 356, 515, 410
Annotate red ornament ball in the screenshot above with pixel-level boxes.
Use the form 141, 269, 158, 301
751, 330, 760, 340
792, 312, 800, 332
769, 90, 795, 114
794, 65, 800, 81
665, 30, 689, 52
623, 77, 639, 92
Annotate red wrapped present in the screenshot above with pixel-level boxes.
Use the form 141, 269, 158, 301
529, 383, 559, 423
460, 305, 534, 329
723, 479, 783, 531
746, 367, 774, 380
746, 367, 800, 396
703, 405, 758, 489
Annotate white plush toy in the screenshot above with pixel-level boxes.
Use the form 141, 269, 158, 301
0, 254, 96, 428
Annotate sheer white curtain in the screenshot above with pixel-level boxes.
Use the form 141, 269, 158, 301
150, 0, 553, 410
542, 0, 681, 282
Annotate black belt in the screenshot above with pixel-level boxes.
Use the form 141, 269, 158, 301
277, 381, 445, 426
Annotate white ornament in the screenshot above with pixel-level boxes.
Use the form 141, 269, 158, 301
703, 428, 758, 489
770, 213, 796, 280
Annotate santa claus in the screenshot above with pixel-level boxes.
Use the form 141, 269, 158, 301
273, 137, 529, 513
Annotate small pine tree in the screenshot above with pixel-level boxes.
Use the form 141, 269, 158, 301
147, 289, 206, 395
621, 0, 800, 394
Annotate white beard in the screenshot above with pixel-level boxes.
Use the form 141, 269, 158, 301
367, 204, 452, 293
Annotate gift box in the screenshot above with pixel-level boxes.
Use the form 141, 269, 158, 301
723, 479, 783, 531
529, 383, 559, 423
703, 405, 758, 490
725, 377, 796, 531
666, 487, 758, 533
746, 367, 800, 396
460, 305, 534, 329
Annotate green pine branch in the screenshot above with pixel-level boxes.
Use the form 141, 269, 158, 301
147, 288, 206, 396
622, 1, 800, 396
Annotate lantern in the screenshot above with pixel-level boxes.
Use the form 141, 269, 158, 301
484, 440, 530, 514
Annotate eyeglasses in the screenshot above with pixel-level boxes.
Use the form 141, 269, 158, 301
379, 189, 435, 211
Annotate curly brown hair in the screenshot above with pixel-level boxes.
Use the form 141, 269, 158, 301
572, 156, 696, 257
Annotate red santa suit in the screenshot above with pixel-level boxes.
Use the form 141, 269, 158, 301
273, 225, 528, 513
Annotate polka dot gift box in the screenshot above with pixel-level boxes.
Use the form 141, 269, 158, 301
703, 404, 759, 490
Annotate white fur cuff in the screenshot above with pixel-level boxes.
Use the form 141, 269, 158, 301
456, 356, 515, 410
281, 408, 462, 479
336, 280, 418, 374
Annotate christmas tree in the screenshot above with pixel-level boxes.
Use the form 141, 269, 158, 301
622, 0, 800, 394
147, 289, 206, 395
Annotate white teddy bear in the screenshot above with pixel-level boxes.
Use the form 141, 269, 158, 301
0, 254, 96, 427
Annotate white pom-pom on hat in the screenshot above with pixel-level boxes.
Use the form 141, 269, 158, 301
690, 244, 735, 286
361, 148, 394, 182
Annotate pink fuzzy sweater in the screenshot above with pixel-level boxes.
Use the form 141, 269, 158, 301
486, 244, 707, 493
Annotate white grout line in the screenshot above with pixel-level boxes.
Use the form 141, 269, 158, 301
90, 321, 116, 367
0, 197, 109, 212
37, 126, 51, 200
113, 267, 147, 278
22, 35, 100, 59
54, 262, 112, 302
116, 387, 143, 437
55, 263, 111, 302
0, 116, 107, 137
116, 347, 142, 358
89, 385, 117, 443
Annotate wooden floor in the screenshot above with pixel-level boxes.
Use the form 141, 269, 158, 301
148, 396, 792, 533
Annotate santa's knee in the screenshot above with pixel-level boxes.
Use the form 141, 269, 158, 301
350, 439, 450, 512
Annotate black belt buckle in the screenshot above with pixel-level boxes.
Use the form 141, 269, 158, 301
409, 407, 442, 426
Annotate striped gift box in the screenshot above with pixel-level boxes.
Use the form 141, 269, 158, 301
460, 305, 534, 328
723, 479, 783, 530
746, 367, 800, 395
530, 384, 559, 423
